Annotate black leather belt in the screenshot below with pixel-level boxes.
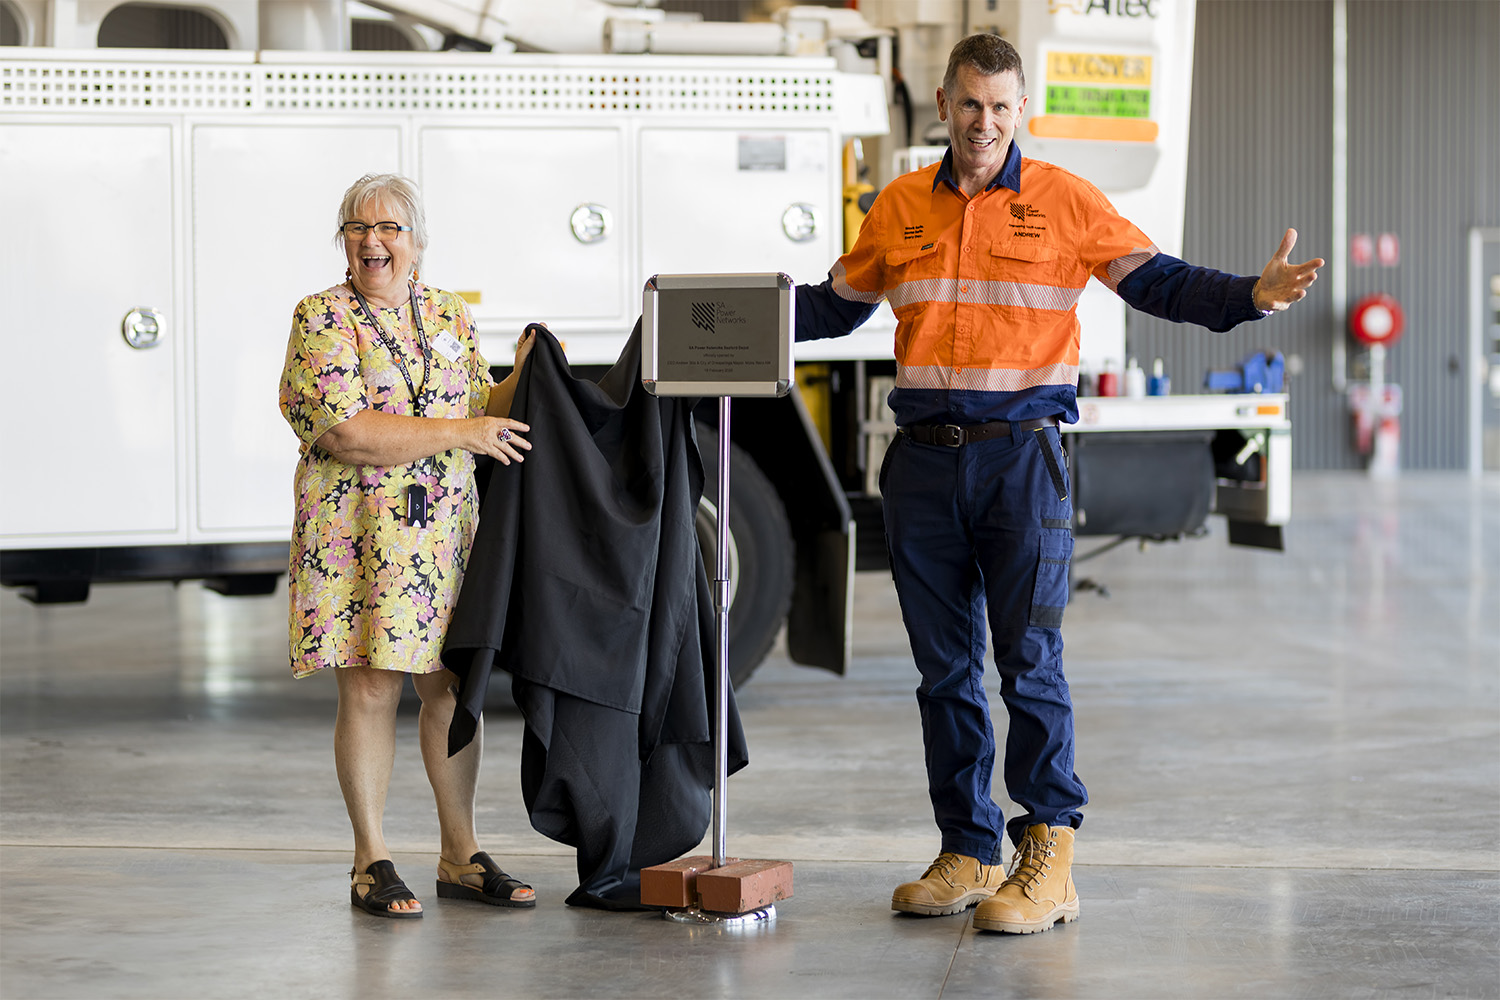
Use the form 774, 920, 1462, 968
899, 417, 1057, 447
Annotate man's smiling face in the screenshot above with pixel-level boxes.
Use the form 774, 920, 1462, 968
936, 65, 1027, 191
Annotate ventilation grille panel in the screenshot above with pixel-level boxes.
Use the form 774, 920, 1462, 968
1, 63, 255, 109
2, 60, 837, 116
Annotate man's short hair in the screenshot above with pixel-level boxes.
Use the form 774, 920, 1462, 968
942, 33, 1026, 97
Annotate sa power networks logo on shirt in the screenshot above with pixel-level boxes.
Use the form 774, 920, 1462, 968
1007, 202, 1049, 237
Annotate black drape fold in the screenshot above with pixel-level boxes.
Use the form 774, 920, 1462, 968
442, 322, 748, 909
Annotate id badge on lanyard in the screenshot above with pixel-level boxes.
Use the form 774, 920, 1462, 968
406, 482, 429, 528
405, 386, 431, 529
352, 282, 434, 528
405, 383, 431, 528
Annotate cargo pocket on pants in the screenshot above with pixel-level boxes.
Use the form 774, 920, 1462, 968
1029, 530, 1073, 628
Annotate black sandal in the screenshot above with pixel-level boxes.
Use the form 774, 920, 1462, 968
436, 851, 536, 908
350, 860, 423, 919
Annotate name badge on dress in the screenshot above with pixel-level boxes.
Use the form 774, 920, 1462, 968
431, 330, 464, 363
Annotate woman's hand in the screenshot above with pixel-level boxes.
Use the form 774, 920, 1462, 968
514, 326, 539, 371
456, 416, 531, 465
485, 324, 544, 420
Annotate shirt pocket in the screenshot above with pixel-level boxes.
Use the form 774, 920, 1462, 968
988, 239, 1063, 283
884, 241, 941, 268
883, 242, 942, 315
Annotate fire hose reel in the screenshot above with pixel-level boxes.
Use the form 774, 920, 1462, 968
1349, 293, 1405, 347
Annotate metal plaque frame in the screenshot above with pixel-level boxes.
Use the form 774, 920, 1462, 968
642, 272, 794, 399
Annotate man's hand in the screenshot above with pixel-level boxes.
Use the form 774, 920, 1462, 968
1254, 228, 1325, 312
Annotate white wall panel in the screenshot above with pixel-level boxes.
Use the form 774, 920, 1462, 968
0, 122, 180, 541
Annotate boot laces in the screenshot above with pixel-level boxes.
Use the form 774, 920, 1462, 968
1003, 834, 1054, 898
921, 852, 964, 881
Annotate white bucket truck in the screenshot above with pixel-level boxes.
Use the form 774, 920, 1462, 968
0, 0, 1289, 684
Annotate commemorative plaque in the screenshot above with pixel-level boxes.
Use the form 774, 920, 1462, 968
642, 272, 793, 398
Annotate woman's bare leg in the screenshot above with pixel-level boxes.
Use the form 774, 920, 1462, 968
335, 666, 420, 913
413, 669, 482, 865
413, 671, 535, 904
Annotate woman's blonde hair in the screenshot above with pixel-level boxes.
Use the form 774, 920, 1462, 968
334, 173, 429, 273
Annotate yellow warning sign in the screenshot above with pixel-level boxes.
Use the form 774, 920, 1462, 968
1046, 52, 1153, 87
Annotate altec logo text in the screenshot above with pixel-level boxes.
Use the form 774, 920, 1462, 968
1049, 0, 1159, 18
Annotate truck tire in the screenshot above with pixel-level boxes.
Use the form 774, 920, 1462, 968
695, 429, 794, 689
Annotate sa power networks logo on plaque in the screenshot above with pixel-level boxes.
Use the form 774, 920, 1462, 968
691, 301, 750, 334
691, 301, 717, 333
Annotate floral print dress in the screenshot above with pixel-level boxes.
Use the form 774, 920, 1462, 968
279, 283, 493, 678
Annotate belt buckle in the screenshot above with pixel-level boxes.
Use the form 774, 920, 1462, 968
933, 424, 965, 447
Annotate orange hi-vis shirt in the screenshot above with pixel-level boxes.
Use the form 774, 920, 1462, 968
797, 144, 1264, 426
830, 147, 1154, 426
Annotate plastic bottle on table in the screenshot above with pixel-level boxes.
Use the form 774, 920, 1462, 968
1097, 359, 1119, 397
1148, 357, 1171, 396
1125, 357, 1147, 398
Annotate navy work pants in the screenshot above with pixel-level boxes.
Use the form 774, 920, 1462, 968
880, 424, 1087, 863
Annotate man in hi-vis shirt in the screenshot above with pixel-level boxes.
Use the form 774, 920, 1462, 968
796, 33, 1322, 934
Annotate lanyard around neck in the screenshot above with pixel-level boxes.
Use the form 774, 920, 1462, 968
350, 281, 430, 410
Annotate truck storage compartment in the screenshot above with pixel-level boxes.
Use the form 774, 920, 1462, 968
1067, 430, 1214, 538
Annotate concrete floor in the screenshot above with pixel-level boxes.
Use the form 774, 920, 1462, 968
2, 472, 1497, 999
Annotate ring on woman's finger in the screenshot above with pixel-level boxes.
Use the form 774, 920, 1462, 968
500, 428, 512, 443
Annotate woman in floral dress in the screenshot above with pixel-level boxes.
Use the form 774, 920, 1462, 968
279, 173, 537, 918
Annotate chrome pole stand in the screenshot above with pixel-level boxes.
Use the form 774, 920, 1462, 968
663, 396, 776, 927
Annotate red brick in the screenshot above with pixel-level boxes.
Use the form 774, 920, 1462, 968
696, 859, 794, 914
639, 855, 725, 909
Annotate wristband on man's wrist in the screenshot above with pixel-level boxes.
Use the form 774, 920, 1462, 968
1251, 279, 1274, 317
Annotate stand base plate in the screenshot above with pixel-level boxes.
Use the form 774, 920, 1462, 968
664, 904, 777, 927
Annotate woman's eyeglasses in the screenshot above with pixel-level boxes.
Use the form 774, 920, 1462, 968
340, 222, 411, 239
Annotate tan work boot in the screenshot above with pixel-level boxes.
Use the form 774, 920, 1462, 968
972, 824, 1079, 934
891, 852, 1005, 916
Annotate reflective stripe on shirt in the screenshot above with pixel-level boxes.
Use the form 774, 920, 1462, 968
896, 360, 1079, 393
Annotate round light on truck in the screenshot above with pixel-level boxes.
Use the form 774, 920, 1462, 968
781, 203, 818, 243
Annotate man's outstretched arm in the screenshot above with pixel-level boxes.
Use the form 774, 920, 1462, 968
1117, 228, 1324, 332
